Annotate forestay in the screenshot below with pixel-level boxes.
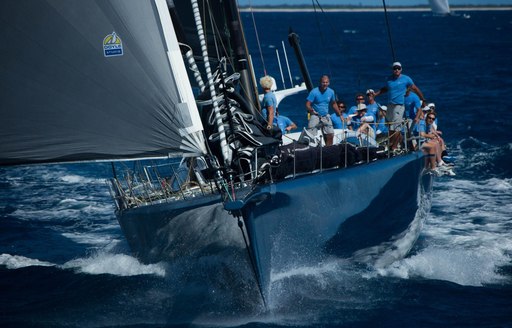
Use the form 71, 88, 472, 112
0, 0, 206, 166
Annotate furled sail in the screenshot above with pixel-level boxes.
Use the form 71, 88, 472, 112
428, 0, 451, 15
0, 0, 206, 166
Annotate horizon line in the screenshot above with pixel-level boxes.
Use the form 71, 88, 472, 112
239, 5, 512, 12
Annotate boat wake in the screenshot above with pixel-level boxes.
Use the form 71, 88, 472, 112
374, 246, 510, 286
0, 251, 166, 277
61, 252, 167, 277
0, 253, 54, 269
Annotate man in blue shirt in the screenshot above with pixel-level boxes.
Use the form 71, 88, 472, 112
365, 89, 380, 133
347, 93, 366, 116
275, 114, 297, 135
374, 62, 426, 151
305, 75, 341, 146
331, 100, 349, 129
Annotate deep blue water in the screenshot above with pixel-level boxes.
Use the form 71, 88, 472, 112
1, 10, 512, 328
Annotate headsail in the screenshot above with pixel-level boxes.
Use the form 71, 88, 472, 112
0, 0, 206, 166
428, 0, 451, 15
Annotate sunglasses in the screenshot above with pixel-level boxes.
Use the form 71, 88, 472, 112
393, 67, 402, 70
356, 98, 364, 101
427, 116, 435, 120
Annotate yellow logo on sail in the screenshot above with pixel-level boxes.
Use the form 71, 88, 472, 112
103, 32, 123, 57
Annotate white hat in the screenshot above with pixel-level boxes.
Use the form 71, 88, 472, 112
392, 61, 402, 68
427, 103, 435, 109
366, 89, 375, 95
379, 105, 387, 111
357, 103, 367, 111
422, 106, 432, 112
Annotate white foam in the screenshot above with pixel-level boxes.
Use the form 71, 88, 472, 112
60, 232, 120, 246
61, 252, 166, 277
376, 246, 509, 286
375, 175, 512, 286
1, 251, 165, 277
60, 174, 102, 185
0, 253, 55, 269
271, 259, 343, 284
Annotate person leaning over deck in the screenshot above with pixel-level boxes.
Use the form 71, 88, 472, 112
331, 100, 349, 129
374, 62, 426, 151
305, 75, 341, 146
274, 111, 297, 135
259, 75, 277, 131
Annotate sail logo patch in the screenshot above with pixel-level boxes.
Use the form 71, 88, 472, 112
103, 32, 123, 57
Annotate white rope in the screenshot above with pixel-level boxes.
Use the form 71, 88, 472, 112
191, 0, 232, 165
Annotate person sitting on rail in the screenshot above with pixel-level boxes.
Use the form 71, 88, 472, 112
347, 93, 366, 116
419, 112, 450, 172
350, 104, 375, 139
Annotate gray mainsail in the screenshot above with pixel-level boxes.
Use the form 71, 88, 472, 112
0, 0, 206, 166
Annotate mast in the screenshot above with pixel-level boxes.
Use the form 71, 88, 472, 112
223, 0, 260, 115
288, 29, 313, 92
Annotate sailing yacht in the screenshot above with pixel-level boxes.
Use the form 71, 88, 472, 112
0, 0, 433, 303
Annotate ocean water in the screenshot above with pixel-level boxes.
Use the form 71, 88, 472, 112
1, 9, 512, 328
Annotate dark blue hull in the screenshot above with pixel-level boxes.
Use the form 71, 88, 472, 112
116, 193, 238, 263
116, 152, 432, 302
239, 152, 432, 298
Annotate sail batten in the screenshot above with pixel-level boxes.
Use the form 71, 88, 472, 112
0, 0, 206, 166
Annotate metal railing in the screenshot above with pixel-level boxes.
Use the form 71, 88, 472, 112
108, 118, 418, 211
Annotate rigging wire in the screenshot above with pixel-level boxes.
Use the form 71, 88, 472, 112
201, 1, 256, 110
311, 0, 333, 79
205, 0, 222, 61
382, 0, 397, 62
247, 0, 267, 75
310, 0, 363, 94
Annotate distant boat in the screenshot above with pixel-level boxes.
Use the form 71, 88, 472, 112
0, 0, 433, 305
428, 0, 451, 15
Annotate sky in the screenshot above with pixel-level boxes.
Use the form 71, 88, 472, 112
238, 0, 512, 6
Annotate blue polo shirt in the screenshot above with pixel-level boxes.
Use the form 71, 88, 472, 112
376, 117, 388, 135
405, 92, 422, 119
261, 92, 277, 121
366, 102, 379, 122
306, 87, 336, 116
331, 113, 349, 129
275, 115, 294, 134
387, 74, 414, 105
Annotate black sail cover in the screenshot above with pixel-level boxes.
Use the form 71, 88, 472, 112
0, 0, 206, 166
